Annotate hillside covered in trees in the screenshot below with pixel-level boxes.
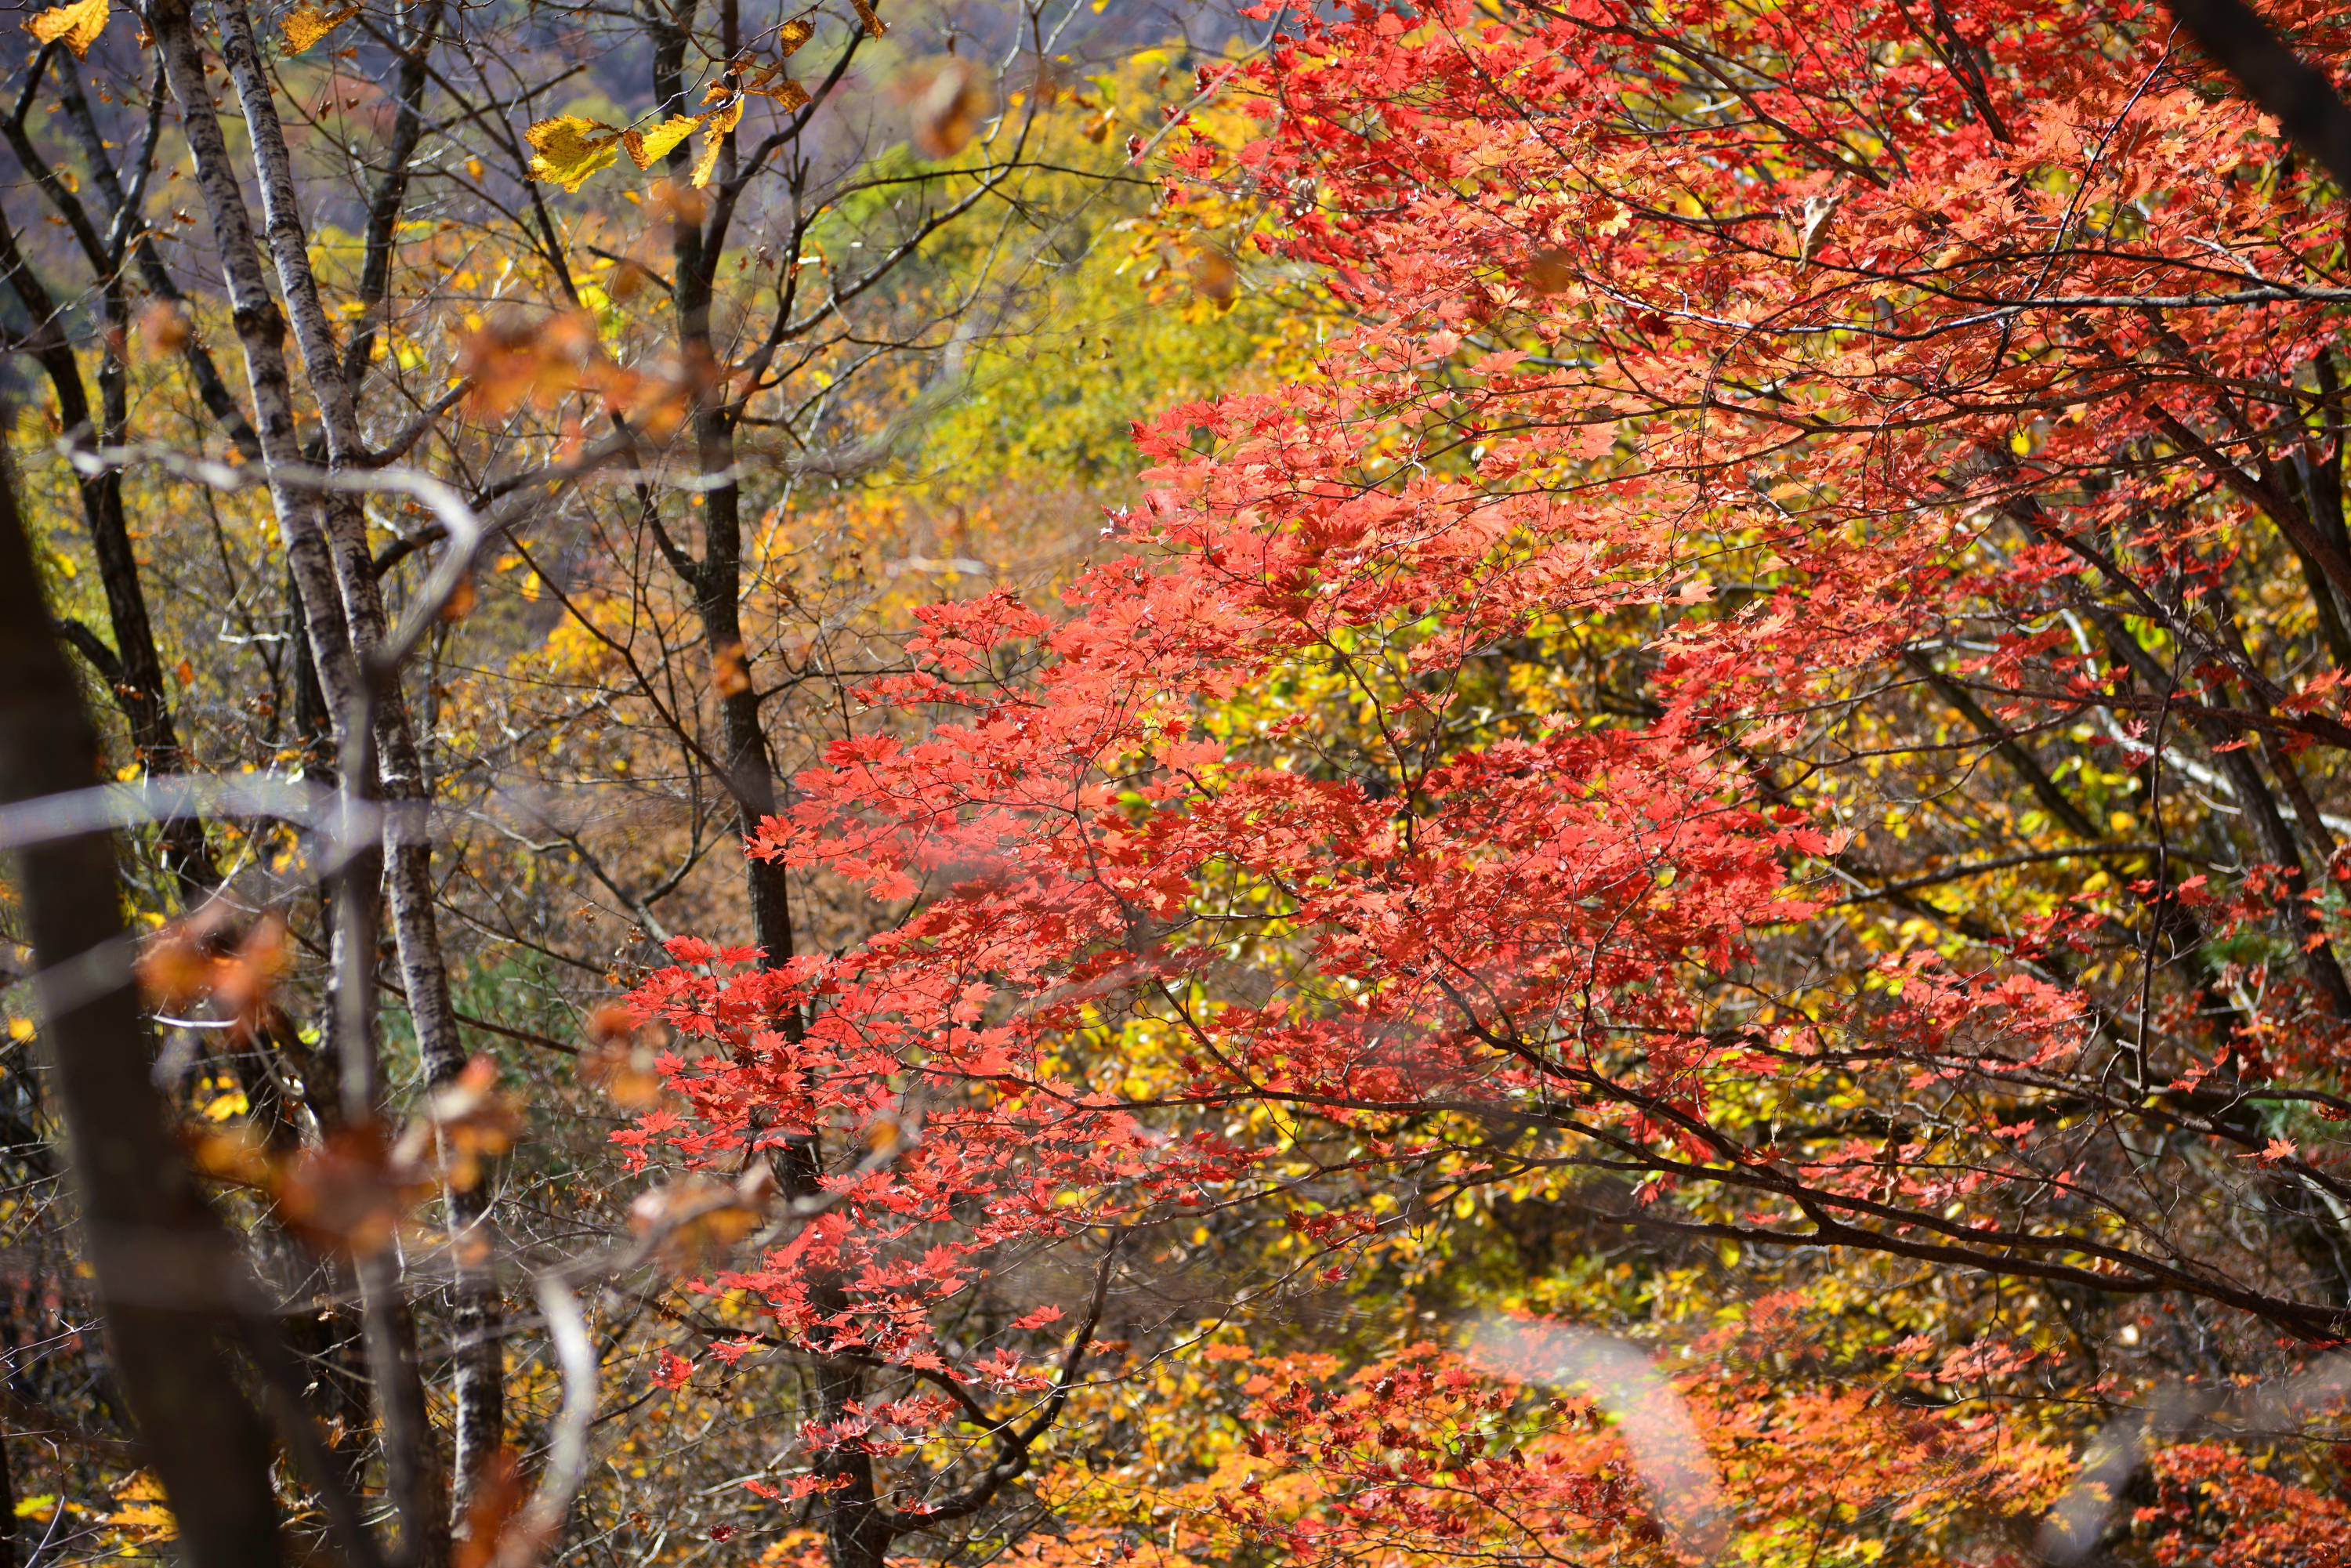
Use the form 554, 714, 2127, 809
7, 0, 2351, 1563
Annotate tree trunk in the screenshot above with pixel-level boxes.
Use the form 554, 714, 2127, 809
0, 219, 217, 897
210, 4, 501, 1504
0, 447, 284, 1568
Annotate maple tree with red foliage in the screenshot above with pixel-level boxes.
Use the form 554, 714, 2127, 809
618, 0, 2351, 1561
12, 0, 2351, 1560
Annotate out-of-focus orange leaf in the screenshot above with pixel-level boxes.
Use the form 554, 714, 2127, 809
135, 300, 190, 360
136, 910, 286, 1038
1189, 246, 1239, 306
278, 1124, 429, 1257
905, 60, 991, 159
1525, 248, 1577, 296
136, 920, 215, 1012
581, 1005, 665, 1109
393, 1057, 523, 1193
440, 573, 478, 622
647, 178, 708, 230
183, 1123, 278, 1190
586, 1001, 635, 1042
629, 1175, 767, 1267
584, 1039, 665, 1108
211, 917, 288, 1034
712, 639, 752, 697
606, 258, 656, 302
455, 1447, 542, 1568
457, 310, 620, 419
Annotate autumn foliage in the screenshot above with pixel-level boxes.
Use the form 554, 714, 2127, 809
12, 0, 2351, 1562
615, 0, 2351, 1559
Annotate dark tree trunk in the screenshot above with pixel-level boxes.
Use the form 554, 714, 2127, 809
0, 222, 219, 898
0, 450, 284, 1567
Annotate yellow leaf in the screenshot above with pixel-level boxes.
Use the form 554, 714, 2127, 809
748, 74, 810, 111
849, 0, 886, 34
689, 100, 743, 188
776, 17, 813, 55
622, 113, 703, 170
525, 114, 622, 191
5, 1019, 31, 1042
24, 0, 107, 59
107, 1472, 173, 1544
281, 1, 360, 53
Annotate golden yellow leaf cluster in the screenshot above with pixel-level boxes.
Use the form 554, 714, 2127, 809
282, 2, 363, 53
23, 0, 107, 59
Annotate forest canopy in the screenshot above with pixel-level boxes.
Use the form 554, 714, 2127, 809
5, 0, 2351, 1564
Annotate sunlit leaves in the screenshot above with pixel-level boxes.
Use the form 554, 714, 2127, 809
530, 93, 765, 190
281, 1, 360, 53
23, 0, 107, 58
525, 114, 624, 191
623, 114, 701, 170
689, 99, 742, 188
